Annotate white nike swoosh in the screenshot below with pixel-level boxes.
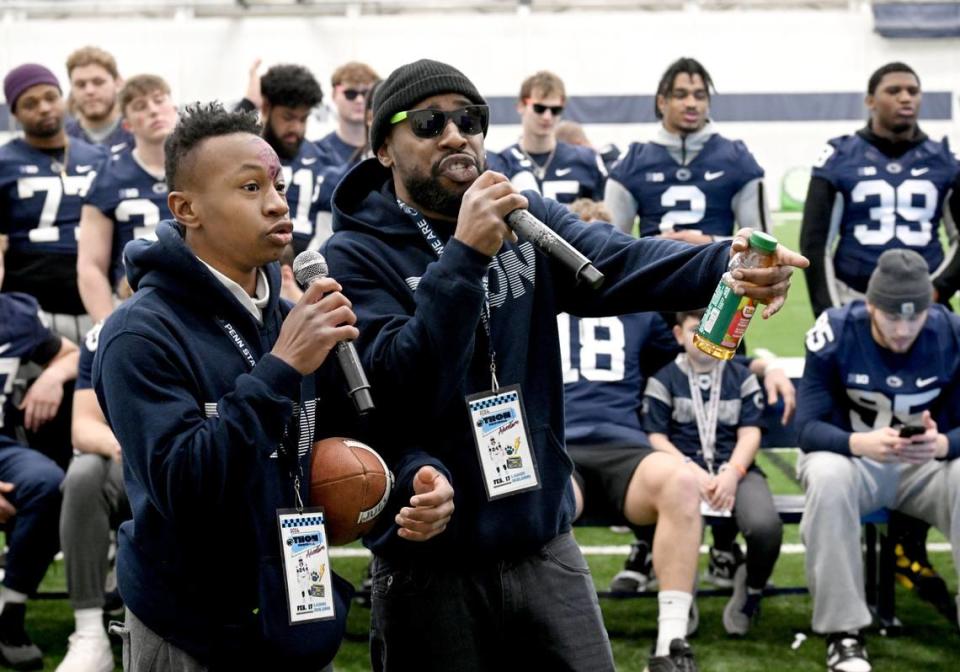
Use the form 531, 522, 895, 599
302, 158, 318, 166
916, 376, 939, 387
705, 171, 724, 181
110, 142, 128, 153
76, 165, 93, 173
555, 167, 573, 177
0, 343, 11, 355
911, 167, 929, 176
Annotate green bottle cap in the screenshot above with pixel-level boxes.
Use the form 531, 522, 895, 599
749, 231, 778, 253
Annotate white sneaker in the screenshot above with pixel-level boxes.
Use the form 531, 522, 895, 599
55, 631, 113, 672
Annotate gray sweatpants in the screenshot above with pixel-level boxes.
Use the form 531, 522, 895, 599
110, 609, 335, 672
60, 453, 128, 610
798, 451, 960, 633
113, 609, 207, 672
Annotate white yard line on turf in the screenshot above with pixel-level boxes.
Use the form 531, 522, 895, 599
330, 542, 953, 558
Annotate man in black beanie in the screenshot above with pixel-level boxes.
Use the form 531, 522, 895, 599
795, 248, 960, 672
324, 58, 807, 672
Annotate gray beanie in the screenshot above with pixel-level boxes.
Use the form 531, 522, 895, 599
370, 59, 487, 153
866, 249, 933, 315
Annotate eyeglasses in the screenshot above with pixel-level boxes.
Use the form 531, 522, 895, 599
390, 105, 489, 139
530, 102, 564, 116
341, 88, 371, 101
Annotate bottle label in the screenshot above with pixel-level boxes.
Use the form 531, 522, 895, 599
698, 281, 758, 350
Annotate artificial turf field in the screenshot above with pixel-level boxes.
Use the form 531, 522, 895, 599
27, 215, 960, 670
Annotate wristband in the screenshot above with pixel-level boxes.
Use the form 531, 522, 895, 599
719, 461, 747, 478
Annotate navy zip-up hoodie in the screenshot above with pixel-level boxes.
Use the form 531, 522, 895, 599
93, 222, 350, 668
324, 159, 730, 564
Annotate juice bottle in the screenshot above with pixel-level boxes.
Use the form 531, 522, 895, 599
693, 231, 778, 360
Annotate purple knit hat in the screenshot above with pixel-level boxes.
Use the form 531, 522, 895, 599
4, 63, 61, 113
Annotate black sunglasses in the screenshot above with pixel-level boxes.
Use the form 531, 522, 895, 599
342, 88, 370, 101
531, 102, 564, 116
390, 105, 489, 139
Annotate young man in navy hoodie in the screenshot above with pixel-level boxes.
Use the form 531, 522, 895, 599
323, 59, 808, 672
94, 103, 453, 671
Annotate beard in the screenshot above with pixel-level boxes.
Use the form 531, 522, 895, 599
79, 98, 116, 124
401, 152, 485, 219
25, 116, 63, 138
264, 122, 301, 161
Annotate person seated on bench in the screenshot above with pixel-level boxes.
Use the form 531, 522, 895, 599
560, 200, 791, 669
561, 200, 794, 603
796, 249, 960, 672
0, 290, 77, 669
643, 309, 782, 636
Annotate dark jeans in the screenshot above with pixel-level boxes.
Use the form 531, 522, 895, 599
370, 532, 614, 672
0, 442, 63, 594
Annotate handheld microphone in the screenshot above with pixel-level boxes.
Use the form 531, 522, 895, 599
505, 209, 605, 289
292, 251, 375, 415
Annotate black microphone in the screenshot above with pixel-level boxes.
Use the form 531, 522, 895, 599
505, 209, 605, 289
292, 251, 375, 415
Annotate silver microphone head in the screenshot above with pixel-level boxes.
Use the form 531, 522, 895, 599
292, 250, 329, 288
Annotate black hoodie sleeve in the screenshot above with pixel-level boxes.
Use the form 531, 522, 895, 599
327, 195, 729, 437
800, 175, 839, 317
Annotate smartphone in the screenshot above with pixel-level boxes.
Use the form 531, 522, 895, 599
899, 425, 925, 438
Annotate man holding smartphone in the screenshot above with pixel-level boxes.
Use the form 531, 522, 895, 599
795, 249, 960, 672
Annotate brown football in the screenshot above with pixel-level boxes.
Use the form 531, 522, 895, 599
309, 437, 394, 546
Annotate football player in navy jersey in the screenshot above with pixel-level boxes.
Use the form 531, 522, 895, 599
796, 250, 960, 672
556, 120, 622, 175
800, 62, 960, 318
498, 71, 607, 205
64, 47, 133, 154
605, 58, 771, 242
1, 64, 107, 334
799, 63, 960, 614
560, 199, 793, 668
247, 64, 332, 255
315, 62, 380, 168
77, 75, 176, 322
0, 290, 77, 669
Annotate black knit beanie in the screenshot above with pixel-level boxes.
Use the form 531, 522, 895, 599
866, 249, 933, 315
370, 59, 487, 153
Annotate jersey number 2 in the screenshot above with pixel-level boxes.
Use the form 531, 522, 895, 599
660, 185, 706, 232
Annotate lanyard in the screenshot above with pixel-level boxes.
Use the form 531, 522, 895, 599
397, 198, 500, 391
216, 317, 307, 512
685, 356, 724, 475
